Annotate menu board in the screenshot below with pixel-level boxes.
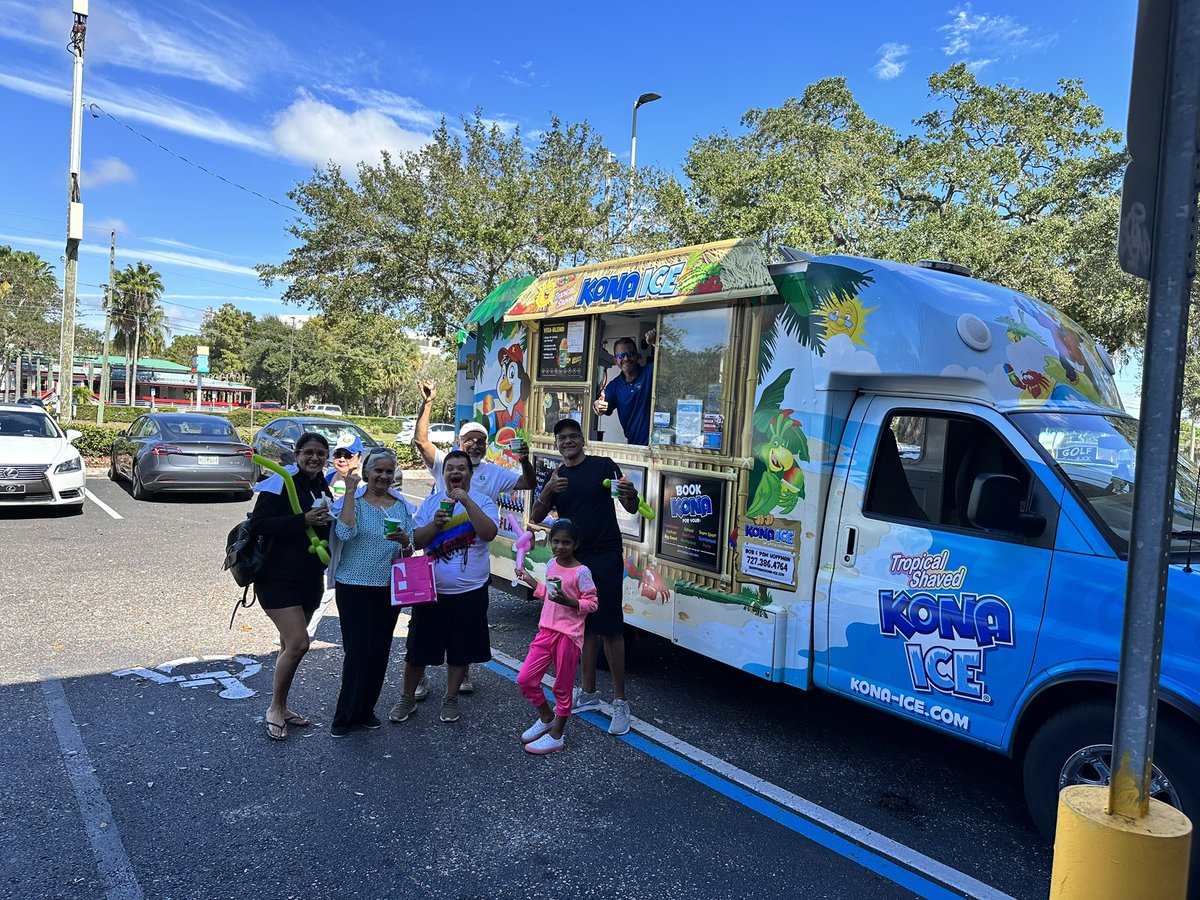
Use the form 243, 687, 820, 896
657, 472, 726, 573
537, 319, 589, 382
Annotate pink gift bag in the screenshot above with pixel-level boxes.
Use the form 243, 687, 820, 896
391, 556, 437, 607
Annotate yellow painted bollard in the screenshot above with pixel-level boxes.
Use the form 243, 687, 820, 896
1049, 785, 1192, 899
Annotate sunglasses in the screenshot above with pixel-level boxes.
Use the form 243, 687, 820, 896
615, 351, 638, 360
298, 449, 329, 460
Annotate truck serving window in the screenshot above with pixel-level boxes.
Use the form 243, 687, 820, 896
651, 307, 732, 451
865, 412, 1050, 543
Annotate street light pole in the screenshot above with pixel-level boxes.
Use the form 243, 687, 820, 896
629, 91, 661, 174
97, 228, 114, 424
56, 0, 88, 425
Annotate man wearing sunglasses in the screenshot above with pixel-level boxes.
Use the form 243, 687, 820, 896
593, 329, 656, 445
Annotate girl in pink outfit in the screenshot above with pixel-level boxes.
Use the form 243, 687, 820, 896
515, 520, 598, 755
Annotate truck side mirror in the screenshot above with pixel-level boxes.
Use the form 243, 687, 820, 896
968, 474, 1046, 537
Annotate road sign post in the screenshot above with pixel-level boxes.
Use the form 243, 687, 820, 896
1052, 1, 1200, 897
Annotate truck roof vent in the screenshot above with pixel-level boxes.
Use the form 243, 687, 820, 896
956, 313, 992, 351
917, 259, 973, 278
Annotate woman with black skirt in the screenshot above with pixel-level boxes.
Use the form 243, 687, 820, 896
250, 432, 332, 740
328, 448, 415, 737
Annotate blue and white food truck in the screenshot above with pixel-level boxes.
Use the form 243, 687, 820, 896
455, 238, 1200, 849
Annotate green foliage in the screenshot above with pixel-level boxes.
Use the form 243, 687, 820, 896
259, 112, 648, 341
647, 65, 1151, 358
111, 262, 167, 404
0, 245, 61, 366
67, 421, 125, 457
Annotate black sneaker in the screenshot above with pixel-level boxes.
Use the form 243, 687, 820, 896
330, 722, 353, 738
361, 714, 382, 730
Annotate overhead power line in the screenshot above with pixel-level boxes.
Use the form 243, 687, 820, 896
87, 102, 301, 214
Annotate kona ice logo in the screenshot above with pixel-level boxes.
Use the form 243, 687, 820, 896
878, 551, 1013, 703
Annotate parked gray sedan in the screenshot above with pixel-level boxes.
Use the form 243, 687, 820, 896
109, 413, 256, 500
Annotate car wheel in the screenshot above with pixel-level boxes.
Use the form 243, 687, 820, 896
131, 465, 151, 501
66, 503, 85, 516
236, 490, 254, 502
108, 455, 117, 481
1023, 701, 1200, 848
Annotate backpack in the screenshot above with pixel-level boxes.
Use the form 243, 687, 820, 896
223, 515, 270, 627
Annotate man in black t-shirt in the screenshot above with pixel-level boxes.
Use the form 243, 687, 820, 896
529, 418, 640, 736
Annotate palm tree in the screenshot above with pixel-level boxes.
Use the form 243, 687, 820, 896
112, 262, 164, 404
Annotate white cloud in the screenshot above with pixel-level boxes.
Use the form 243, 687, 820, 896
0, 232, 260, 278
271, 96, 430, 168
872, 43, 910, 80
85, 217, 129, 236
81, 157, 135, 188
315, 85, 445, 130
966, 57, 997, 72
939, 5, 1055, 58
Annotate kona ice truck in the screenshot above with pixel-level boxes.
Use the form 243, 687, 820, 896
454, 238, 1200, 847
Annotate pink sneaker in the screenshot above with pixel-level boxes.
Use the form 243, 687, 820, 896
524, 733, 564, 755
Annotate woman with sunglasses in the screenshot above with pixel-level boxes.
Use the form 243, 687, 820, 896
327, 448, 415, 737
249, 431, 334, 741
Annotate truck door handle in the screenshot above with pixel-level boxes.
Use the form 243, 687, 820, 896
842, 526, 858, 566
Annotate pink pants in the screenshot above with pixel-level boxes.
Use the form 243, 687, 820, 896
517, 628, 581, 717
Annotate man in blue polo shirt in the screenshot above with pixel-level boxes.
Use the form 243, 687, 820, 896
593, 330, 656, 445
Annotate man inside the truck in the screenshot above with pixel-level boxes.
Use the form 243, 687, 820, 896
593, 330, 656, 445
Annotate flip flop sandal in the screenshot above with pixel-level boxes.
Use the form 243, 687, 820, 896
283, 714, 311, 727
265, 719, 288, 741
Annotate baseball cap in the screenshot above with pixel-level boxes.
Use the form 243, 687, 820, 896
458, 422, 488, 441
333, 432, 365, 455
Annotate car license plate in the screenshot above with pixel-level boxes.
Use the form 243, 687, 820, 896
0, 482, 26, 494
198, 456, 219, 466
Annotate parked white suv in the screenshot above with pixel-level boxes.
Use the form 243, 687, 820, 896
306, 404, 343, 416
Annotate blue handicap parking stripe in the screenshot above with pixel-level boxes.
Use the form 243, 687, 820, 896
484, 660, 962, 900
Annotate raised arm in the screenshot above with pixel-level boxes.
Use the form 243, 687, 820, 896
412, 380, 439, 470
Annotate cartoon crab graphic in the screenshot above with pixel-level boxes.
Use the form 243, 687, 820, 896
1004, 364, 1053, 399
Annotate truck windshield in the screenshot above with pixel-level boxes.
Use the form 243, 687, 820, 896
1012, 411, 1200, 557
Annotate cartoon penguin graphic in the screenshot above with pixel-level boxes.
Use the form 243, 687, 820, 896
493, 344, 528, 431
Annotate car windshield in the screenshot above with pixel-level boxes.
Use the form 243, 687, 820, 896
1012, 411, 1200, 557
0, 410, 60, 438
161, 417, 239, 441
303, 422, 377, 447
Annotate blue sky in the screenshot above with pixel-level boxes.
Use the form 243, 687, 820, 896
0, 1, 1141, 401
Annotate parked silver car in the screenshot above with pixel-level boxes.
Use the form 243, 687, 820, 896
109, 413, 255, 500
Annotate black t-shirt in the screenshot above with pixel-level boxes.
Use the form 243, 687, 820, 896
546, 455, 624, 554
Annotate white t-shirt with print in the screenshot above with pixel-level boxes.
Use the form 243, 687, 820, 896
414, 489, 499, 594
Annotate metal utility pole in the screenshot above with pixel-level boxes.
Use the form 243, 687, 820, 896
56, 0, 88, 425
97, 228, 114, 423
284, 327, 296, 410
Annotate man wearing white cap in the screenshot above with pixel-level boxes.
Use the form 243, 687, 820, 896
412, 380, 534, 695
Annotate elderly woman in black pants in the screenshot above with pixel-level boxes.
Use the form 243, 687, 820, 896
250, 431, 333, 741
328, 448, 415, 737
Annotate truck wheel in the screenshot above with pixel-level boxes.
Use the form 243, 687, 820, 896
1022, 701, 1200, 843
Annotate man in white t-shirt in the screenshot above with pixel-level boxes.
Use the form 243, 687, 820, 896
411, 381, 533, 697
388, 451, 499, 725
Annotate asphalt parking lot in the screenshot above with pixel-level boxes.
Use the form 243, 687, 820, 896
0, 475, 1054, 899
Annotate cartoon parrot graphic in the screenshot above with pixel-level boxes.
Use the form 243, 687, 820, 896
747, 409, 809, 519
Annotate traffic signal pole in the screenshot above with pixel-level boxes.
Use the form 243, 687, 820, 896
1050, 0, 1199, 896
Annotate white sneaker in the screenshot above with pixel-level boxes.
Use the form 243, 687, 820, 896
608, 699, 631, 736
524, 733, 565, 755
572, 688, 601, 714
521, 718, 554, 744
414, 673, 429, 702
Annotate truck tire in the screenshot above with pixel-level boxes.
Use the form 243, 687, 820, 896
1022, 700, 1200, 846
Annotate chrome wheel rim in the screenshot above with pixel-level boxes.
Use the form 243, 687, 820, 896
1059, 743, 1181, 808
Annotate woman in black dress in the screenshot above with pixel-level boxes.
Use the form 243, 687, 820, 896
250, 431, 333, 740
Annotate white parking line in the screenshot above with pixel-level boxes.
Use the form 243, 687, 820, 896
489, 648, 1014, 900
84, 489, 123, 520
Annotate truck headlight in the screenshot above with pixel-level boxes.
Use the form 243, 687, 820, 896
55, 456, 82, 474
